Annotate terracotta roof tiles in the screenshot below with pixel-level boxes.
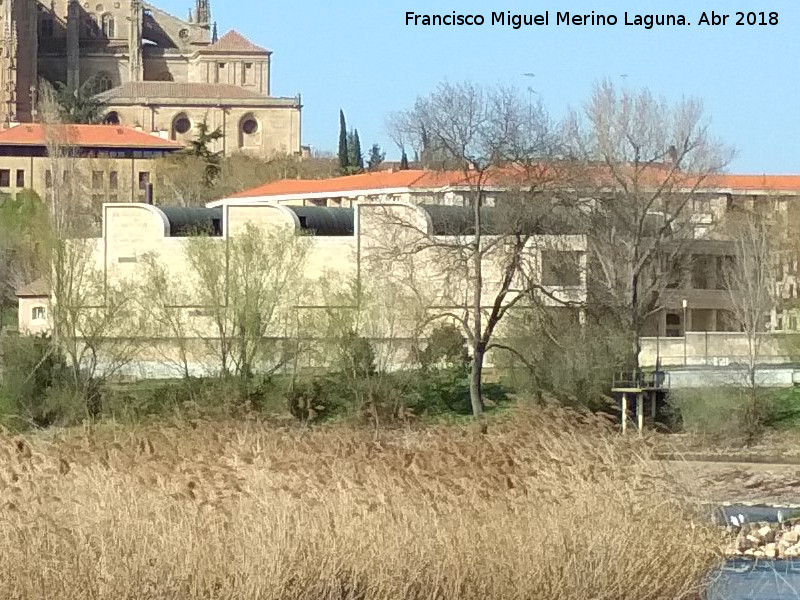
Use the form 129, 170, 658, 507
226, 169, 800, 200
0, 124, 183, 149
97, 81, 265, 101
206, 30, 271, 54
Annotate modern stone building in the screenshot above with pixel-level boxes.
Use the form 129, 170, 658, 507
0, 0, 301, 156
15, 199, 587, 377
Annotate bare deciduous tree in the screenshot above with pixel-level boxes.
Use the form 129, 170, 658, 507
566, 80, 733, 369
183, 223, 310, 383
137, 252, 195, 380
386, 82, 579, 418
723, 210, 779, 389
34, 81, 139, 409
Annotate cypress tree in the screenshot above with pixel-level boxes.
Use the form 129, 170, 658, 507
352, 129, 364, 171
399, 150, 409, 170
338, 110, 349, 172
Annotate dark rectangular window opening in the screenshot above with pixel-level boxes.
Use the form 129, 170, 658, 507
138, 171, 150, 190
92, 170, 104, 189
109, 171, 119, 190
41, 18, 54, 38
15, 169, 24, 188
45, 170, 53, 188
541, 251, 582, 287
0, 169, 11, 187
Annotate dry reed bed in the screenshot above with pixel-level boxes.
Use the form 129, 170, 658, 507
0, 408, 721, 599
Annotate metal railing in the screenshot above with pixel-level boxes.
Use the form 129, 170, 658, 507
612, 369, 669, 391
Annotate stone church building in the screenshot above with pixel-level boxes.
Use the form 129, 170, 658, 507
0, 0, 301, 156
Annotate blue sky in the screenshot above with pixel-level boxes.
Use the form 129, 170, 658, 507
161, 0, 799, 174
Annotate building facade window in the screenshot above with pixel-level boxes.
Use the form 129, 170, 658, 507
31, 306, 46, 321
109, 171, 118, 190
215, 62, 226, 83
15, 169, 24, 188
666, 313, 682, 337
45, 170, 52, 188
239, 114, 259, 148
0, 169, 11, 187
92, 171, 104, 189
172, 114, 192, 139
41, 17, 54, 38
138, 171, 150, 190
92, 72, 113, 94
541, 251, 582, 287
101, 14, 115, 38
242, 62, 253, 84
242, 117, 258, 135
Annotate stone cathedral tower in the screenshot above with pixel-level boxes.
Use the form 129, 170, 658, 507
0, 0, 38, 124
0, 0, 302, 158
195, 0, 210, 25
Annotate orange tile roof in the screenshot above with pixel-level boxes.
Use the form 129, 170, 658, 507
227, 168, 800, 200
227, 170, 434, 198
0, 124, 184, 149
705, 174, 800, 191
206, 30, 271, 54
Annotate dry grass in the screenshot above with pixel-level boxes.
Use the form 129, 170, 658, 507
0, 406, 720, 599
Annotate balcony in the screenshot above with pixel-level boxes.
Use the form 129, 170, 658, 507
639, 332, 799, 368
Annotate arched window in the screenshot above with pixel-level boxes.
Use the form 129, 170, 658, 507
239, 113, 259, 148
101, 13, 115, 38
104, 111, 120, 125
172, 113, 192, 140
92, 72, 113, 94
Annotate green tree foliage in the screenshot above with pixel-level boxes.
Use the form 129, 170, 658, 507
184, 117, 224, 187
348, 129, 364, 172
0, 190, 50, 324
419, 323, 468, 369
367, 143, 385, 172
338, 109, 349, 172
0, 334, 71, 429
153, 152, 339, 207
53, 76, 108, 124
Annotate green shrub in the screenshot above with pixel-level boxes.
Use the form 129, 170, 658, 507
419, 324, 468, 369
668, 387, 776, 441
0, 334, 72, 429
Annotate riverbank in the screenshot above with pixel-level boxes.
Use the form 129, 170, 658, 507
0, 407, 719, 599
724, 519, 800, 559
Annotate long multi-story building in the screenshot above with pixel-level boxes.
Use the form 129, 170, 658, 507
0, 122, 183, 206
209, 169, 800, 346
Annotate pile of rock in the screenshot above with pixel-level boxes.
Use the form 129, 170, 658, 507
727, 522, 800, 559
